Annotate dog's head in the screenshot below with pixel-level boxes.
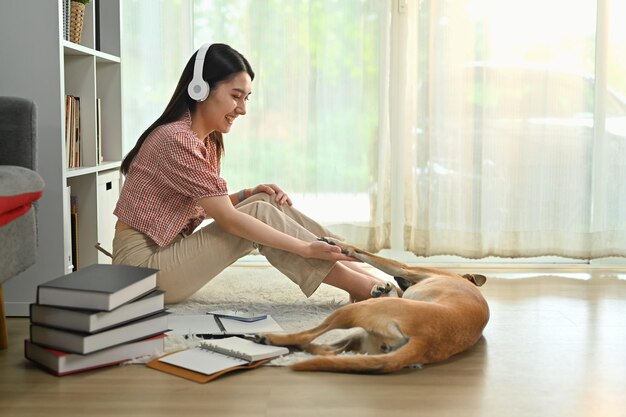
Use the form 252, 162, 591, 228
394, 273, 487, 291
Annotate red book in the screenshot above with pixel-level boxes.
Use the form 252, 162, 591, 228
24, 334, 165, 376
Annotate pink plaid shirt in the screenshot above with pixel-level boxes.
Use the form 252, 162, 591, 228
114, 111, 228, 247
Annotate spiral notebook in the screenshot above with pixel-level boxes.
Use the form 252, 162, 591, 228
148, 337, 289, 383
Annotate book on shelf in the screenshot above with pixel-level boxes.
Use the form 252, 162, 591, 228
167, 314, 283, 337
70, 194, 78, 271
65, 95, 72, 168
30, 289, 165, 333
64, 95, 81, 168
62, 0, 70, 41
63, 185, 74, 273
96, 97, 103, 163
24, 334, 165, 377
30, 311, 170, 355
148, 336, 289, 383
94, 0, 101, 51
74, 95, 81, 167
36, 264, 159, 311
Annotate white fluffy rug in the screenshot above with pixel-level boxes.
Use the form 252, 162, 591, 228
164, 266, 356, 366
167, 265, 351, 330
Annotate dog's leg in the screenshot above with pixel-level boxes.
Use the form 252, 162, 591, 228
256, 304, 362, 350
301, 329, 368, 355
319, 237, 454, 280
319, 237, 421, 278
260, 303, 409, 357
290, 338, 427, 374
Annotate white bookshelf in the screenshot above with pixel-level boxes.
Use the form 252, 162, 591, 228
1, 0, 123, 315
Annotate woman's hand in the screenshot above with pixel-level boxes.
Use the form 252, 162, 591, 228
249, 183, 292, 206
300, 240, 359, 262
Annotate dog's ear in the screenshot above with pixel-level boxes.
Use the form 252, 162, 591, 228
394, 277, 413, 291
463, 274, 487, 287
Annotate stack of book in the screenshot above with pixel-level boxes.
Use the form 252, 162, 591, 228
25, 264, 169, 376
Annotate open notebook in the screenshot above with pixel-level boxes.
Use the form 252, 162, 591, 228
148, 337, 289, 383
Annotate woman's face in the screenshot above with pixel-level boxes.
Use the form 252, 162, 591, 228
198, 71, 252, 135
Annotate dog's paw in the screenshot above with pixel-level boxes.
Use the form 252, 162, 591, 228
318, 236, 356, 257
371, 282, 398, 298
317, 236, 336, 245
252, 334, 270, 345
317, 236, 343, 248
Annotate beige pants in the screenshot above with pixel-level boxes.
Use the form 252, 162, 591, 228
112, 193, 340, 303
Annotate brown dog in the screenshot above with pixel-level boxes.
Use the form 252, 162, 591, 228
257, 237, 489, 374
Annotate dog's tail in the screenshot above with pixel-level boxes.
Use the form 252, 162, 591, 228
290, 339, 425, 374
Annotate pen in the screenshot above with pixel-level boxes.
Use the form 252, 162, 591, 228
198, 333, 257, 340
213, 315, 226, 333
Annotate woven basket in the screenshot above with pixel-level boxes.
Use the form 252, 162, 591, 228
69, 1, 85, 44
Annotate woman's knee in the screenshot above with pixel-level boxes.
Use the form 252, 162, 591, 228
242, 199, 282, 222
242, 192, 283, 209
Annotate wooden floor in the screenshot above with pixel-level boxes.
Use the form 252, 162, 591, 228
1, 267, 625, 417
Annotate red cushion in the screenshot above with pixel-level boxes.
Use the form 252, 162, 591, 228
0, 190, 43, 227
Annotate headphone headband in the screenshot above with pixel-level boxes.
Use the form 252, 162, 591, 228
188, 43, 211, 101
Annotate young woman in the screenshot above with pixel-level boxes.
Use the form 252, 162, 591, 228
112, 43, 393, 304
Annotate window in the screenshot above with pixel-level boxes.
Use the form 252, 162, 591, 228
121, 0, 626, 261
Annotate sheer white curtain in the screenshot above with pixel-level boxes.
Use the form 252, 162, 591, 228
193, 0, 393, 249
121, 0, 193, 156
121, 1, 625, 260
403, 0, 626, 259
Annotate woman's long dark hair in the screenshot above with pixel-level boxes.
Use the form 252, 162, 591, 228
120, 43, 255, 175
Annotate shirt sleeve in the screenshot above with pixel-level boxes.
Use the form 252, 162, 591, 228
159, 131, 228, 199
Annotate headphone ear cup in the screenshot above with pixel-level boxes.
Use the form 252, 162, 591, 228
188, 44, 212, 102
188, 80, 210, 102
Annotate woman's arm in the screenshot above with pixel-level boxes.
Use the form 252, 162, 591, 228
227, 191, 241, 206
198, 195, 352, 261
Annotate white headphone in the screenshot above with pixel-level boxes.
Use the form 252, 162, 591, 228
187, 44, 211, 101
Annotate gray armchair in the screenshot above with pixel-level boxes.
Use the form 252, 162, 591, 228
0, 96, 44, 349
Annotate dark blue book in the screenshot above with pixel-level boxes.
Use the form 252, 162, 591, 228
37, 264, 159, 311
31, 289, 165, 333
30, 311, 169, 355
